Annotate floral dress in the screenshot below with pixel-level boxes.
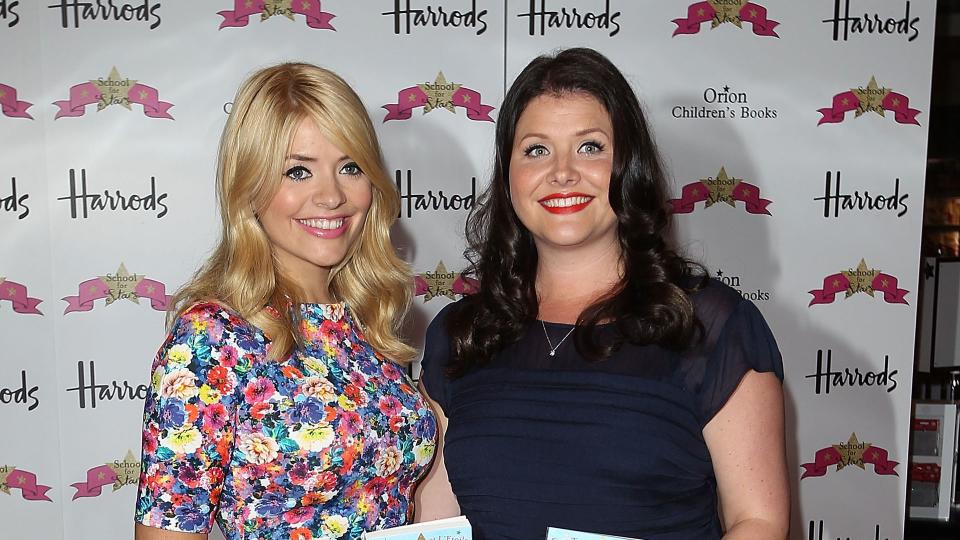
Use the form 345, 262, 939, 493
135, 302, 437, 540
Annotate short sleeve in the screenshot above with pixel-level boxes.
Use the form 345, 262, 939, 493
698, 299, 783, 425
419, 302, 458, 414
135, 302, 251, 533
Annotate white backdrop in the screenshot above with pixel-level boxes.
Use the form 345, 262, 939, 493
0, 1, 937, 539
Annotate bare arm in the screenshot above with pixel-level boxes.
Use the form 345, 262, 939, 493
414, 382, 460, 521
703, 370, 790, 540
135, 523, 206, 540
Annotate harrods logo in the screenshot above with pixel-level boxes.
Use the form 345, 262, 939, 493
2, 177, 29, 220
57, 168, 169, 219
383, 0, 488, 35
823, 0, 920, 42
383, 72, 494, 123
62, 263, 171, 314
808, 259, 908, 306
669, 167, 772, 215
671, 84, 778, 120
218, 0, 334, 30
818, 76, 920, 126
395, 169, 477, 219
807, 520, 891, 540
54, 67, 173, 120
0, 277, 42, 315
518, 0, 621, 37
0, 465, 52, 501
0, 84, 32, 119
804, 349, 899, 395
71, 451, 139, 500
714, 268, 770, 302
0, 0, 19, 27
66, 360, 149, 409
414, 262, 478, 302
814, 171, 909, 219
48, 0, 161, 29
800, 433, 898, 479
672, 0, 779, 37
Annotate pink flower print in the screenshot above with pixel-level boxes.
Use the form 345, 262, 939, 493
283, 506, 315, 525
202, 402, 229, 433
218, 345, 238, 367
379, 395, 402, 417
338, 410, 362, 436
381, 361, 402, 381
243, 377, 276, 404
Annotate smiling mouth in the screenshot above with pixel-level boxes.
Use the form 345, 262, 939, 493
538, 194, 594, 214
295, 217, 349, 238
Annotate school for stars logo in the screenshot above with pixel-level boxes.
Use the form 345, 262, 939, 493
218, 0, 335, 29
800, 433, 898, 479
70, 451, 140, 500
414, 262, 478, 302
0, 464, 52, 501
808, 259, 908, 307
0, 83, 33, 119
818, 76, 920, 125
53, 67, 173, 120
0, 276, 43, 315
672, 0, 779, 37
669, 167, 772, 215
383, 72, 494, 123
62, 263, 171, 314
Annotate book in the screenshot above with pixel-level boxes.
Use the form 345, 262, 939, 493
546, 527, 642, 540
363, 516, 471, 540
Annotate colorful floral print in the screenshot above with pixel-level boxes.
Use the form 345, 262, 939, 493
135, 302, 436, 540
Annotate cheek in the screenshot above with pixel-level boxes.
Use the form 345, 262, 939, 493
349, 181, 374, 218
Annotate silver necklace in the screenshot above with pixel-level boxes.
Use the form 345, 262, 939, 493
541, 320, 576, 357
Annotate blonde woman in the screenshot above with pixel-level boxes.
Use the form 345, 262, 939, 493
134, 63, 436, 540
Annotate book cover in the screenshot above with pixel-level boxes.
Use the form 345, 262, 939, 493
363, 516, 471, 540
546, 527, 642, 540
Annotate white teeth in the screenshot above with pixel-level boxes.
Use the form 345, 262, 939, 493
541, 196, 592, 208
298, 218, 344, 230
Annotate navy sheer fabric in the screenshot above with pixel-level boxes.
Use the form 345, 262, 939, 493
420, 280, 783, 540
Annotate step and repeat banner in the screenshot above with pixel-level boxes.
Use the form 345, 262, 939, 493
0, 1, 937, 539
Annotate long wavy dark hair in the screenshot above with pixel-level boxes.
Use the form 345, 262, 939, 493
446, 47, 705, 377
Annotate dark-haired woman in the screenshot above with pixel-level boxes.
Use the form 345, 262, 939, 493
414, 48, 789, 539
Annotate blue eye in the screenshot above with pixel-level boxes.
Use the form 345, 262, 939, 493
340, 162, 363, 176
523, 144, 549, 157
284, 165, 312, 182
579, 141, 605, 154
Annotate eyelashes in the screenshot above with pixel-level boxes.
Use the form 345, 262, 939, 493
521, 140, 607, 157
282, 162, 364, 182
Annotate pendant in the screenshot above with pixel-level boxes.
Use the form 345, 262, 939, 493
549, 350, 556, 356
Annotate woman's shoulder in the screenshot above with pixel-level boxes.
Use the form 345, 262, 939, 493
687, 278, 757, 336
170, 300, 263, 343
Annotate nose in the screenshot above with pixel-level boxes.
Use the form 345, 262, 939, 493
311, 175, 346, 209
550, 151, 581, 186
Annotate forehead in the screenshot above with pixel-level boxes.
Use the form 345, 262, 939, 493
288, 117, 346, 156
515, 92, 611, 136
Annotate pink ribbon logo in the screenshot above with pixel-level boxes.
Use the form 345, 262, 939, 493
801, 442, 899, 479
63, 274, 172, 314
70, 465, 119, 500
0, 83, 33, 119
3, 469, 53, 502
54, 81, 173, 120
414, 262, 479, 302
670, 180, 772, 215
383, 85, 495, 123
218, 0, 335, 30
0, 279, 43, 315
818, 80, 921, 126
808, 261, 909, 306
808, 272, 850, 306
673, 2, 779, 37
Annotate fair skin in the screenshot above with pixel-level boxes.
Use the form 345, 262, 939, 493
135, 118, 372, 540
416, 94, 789, 538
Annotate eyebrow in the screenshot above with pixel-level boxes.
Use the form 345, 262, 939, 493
286, 154, 352, 162
517, 127, 610, 140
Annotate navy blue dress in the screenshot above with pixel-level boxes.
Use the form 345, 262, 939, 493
420, 280, 783, 540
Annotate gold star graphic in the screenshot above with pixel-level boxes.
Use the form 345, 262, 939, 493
0, 89, 5, 99
262, 0, 295, 21
842, 259, 879, 298
108, 450, 141, 490
91, 67, 135, 112
418, 261, 459, 301
700, 167, 741, 208
244, 0, 253, 7
708, 0, 745, 28
418, 72, 461, 114
833, 433, 871, 471
100, 263, 144, 306
852, 76, 891, 118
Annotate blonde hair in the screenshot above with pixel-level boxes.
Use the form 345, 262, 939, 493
169, 63, 415, 363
